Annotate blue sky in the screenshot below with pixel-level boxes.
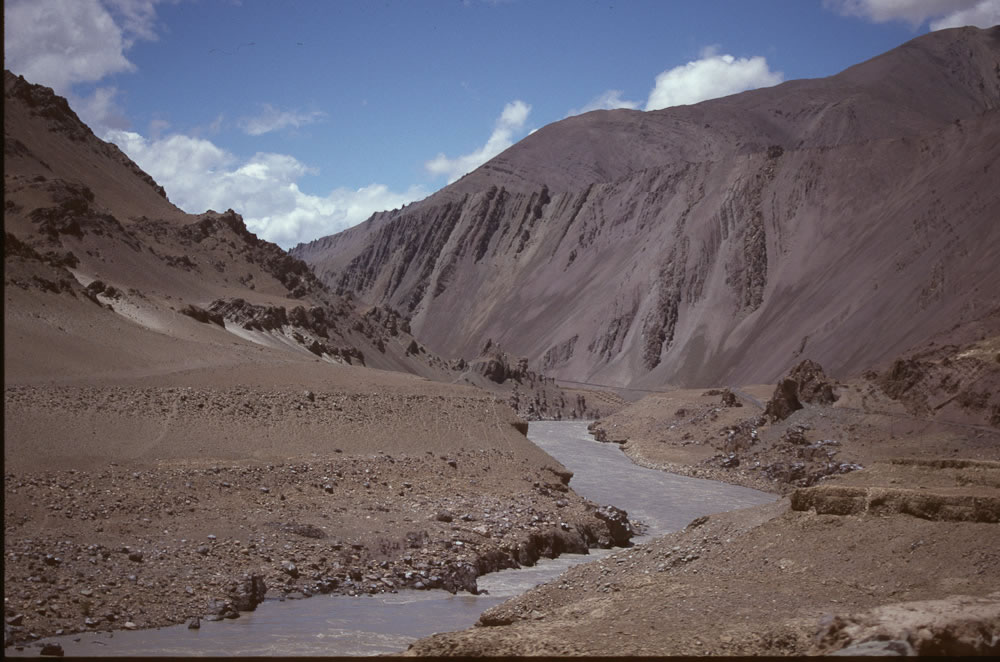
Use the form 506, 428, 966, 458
5, 0, 999, 248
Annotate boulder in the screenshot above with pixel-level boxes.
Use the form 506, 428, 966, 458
812, 592, 1000, 656
228, 574, 267, 612
764, 378, 802, 422
764, 360, 838, 422
595, 505, 633, 547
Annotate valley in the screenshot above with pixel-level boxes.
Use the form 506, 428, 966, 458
5, 24, 1000, 658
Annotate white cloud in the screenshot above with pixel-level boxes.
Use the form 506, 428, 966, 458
72, 86, 131, 131
929, 0, 1000, 28
567, 90, 640, 117
105, 130, 426, 248
3, 0, 136, 94
425, 100, 531, 183
103, 0, 162, 43
3, 0, 167, 132
7, 0, 415, 247
238, 103, 327, 136
644, 53, 783, 110
824, 0, 1000, 29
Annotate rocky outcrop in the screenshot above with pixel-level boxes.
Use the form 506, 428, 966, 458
5, 70, 173, 212
179, 304, 224, 326
813, 592, 1000, 656
179, 209, 327, 299
791, 458, 1000, 521
790, 484, 1000, 522
472, 339, 532, 384
869, 335, 1000, 427
208, 298, 367, 365
764, 359, 838, 422
227, 574, 267, 612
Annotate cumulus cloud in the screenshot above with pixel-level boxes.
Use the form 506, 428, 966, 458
645, 53, 783, 110
4, 0, 169, 131
425, 100, 531, 183
929, 0, 1000, 28
103, 0, 162, 43
7, 0, 410, 246
71, 86, 131, 131
106, 130, 426, 248
824, 0, 1000, 29
3, 0, 136, 93
567, 89, 640, 117
238, 103, 327, 136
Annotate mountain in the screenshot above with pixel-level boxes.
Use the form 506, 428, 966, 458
292, 26, 1000, 389
3, 69, 417, 382
4, 67, 609, 472
4, 69, 645, 644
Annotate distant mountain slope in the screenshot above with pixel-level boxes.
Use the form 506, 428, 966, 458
2, 70, 452, 384
292, 26, 1000, 388
4, 70, 597, 419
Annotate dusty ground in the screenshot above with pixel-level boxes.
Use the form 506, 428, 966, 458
405, 458, 1000, 657
5, 54, 999, 657
403, 358, 1000, 656
589, 342, 1000, 496
3, 70, 634, 651
3, 364, 634, 647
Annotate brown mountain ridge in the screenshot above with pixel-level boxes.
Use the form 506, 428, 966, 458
293, 26, 1000, 390
4, 65, 637, 646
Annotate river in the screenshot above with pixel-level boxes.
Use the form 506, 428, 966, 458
8, 421, 775, 656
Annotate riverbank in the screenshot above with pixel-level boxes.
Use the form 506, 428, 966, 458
3, 372, 633, 649
404, 383, 1000, 656
406, 487, 1000, 656
588, 380, 999, 495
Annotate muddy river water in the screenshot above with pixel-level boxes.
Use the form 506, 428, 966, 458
10, 421, 775, 656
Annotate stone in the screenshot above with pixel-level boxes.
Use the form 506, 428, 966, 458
764, 378, 802, 422
720, 389, 741, 407
186, 617, 200, 629
39, 642, 64, 656
229, 574, 267, 611
595, 505, 634, 547
765, 360, 838, 421
830, 640, 914, 656
813, 592, 1000, 656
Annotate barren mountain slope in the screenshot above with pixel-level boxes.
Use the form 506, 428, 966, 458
293, 26, 1000, 388
4, 71, 639, 645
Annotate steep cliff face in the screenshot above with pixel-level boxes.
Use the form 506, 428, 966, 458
293, 27, 1000, 388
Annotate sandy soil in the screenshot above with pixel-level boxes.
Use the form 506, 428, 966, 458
3, 69, 636, 650
402, 357, 999, 656
5, 38, 999, 655
404, 433, 999, 656
3, 359, 635, 646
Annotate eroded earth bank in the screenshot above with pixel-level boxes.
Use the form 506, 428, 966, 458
3, 367, 636, 647
405, 359, 1000, 656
